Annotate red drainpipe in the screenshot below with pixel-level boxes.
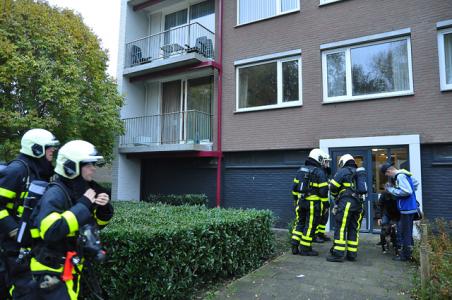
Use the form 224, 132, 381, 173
215, 0, 223, 208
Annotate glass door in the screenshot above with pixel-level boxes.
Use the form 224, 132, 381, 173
330, 149, 372, 232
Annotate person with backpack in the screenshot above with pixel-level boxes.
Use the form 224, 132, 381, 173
290, 149, 329, 256
29, 140, 113, 299
327, 154, 367, 262
314, 159, 332, 243
0, 129, 59, 299
380, 162, 419, 262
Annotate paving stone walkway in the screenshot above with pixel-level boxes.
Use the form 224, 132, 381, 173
211, 233, 416, 300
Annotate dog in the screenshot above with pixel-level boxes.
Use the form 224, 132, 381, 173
381, 222, 399, 256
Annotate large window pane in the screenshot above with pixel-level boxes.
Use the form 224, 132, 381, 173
190, 0, 215, 32
239, 62, 277, 108
326, 52, 346, 97
351, 39, 409, 96
281, 0, 298, 12
282, 60, 299, 102
445, 33, 452, 85
239, 0, 276, 24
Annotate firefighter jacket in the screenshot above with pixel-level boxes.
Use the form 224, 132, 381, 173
329, 165, 361, 203
374, 192, 400, 221
0, 154, 53, 248
291, 158, 329, 202
30, 176, 113, 274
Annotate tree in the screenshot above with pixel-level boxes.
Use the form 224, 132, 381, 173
0, 0, 123, 161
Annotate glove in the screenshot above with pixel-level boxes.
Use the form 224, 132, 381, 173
332, 205, 338, 215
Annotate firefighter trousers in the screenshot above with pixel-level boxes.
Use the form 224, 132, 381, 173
291, 200, 321, 249
332, 198, 364, 258
316, 202, 330, 236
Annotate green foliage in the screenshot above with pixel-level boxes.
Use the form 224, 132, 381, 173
88, 202, 275, 300
144, 194, 209, 206
412, 219, 452, 299
0, 0, 123, 161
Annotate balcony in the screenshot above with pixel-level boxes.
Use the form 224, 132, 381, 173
119, 110, 213, 153
123, 22, 215, 77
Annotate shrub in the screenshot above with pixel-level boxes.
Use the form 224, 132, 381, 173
86, 202, 274, 299
412, 219, 452, 299
144, 194, 208, 206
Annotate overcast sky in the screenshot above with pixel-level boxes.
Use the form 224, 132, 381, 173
45, 0, 121, 77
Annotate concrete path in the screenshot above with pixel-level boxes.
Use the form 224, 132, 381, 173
211, 233, 415, 300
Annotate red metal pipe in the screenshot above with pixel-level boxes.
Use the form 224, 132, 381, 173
215, 0, 223, 208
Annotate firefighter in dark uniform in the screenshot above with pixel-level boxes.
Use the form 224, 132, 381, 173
374, 191, 400, 253
327, 154, 364, 262
291, 149, 329, 256
0, 129, 59, 299
29, 140, 113, 299
314, 158, 332, 243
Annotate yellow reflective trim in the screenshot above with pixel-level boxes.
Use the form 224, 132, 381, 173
311, 182, 319, 187
299, 240, 311, 246
334, 239, 346, 245
6, 202, 14, 209
318, 225, 326, 229
292, 191, 299, 196
347, 247, 357, 252
320, 197, 328, 202
292, 235, 301, 241
20, 192, 28, 199
302, 235, 313, 241
17, 206, 24, 215
95, 217, 109, 226
30, 228, 40, 238
0, 187, 16, 199
343, 182, 351, 187
61, 211, 79, 234
293, 178, 300, 183
347, 240, 358, 246
305, 195, 320, 201
0, 209, 10, 220
330, 180, 341, 188
339, 202, 351, 244
334, 246, 346, 251
318, 182, 328, 187
292, 230, 303, 236
40, 212, 62, 239
30, 257, 63, 273
306, 201, 315, 238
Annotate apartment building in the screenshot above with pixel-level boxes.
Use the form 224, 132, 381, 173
114, 0, 452, 230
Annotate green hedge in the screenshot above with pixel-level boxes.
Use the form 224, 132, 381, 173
144, 194, 208, 206
89, 202, 274, 299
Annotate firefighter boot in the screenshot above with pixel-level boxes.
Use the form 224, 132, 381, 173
326, 248, 344, 262
299, 245, 319, 256
313, 235, 325, 243
346, 251, 357, 261
291, 244, 300, 255
319, 233, 331, 242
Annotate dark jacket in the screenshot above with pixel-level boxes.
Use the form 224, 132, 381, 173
291, 157, 329, 202
0, 154, 52, 242
30, 176, 113, 263
374, 192, 400, 221
329, 161, 360, 202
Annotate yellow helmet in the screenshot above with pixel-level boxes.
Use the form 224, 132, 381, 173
20, 129, 59, 158
338, 154, 355, 168
55, 140, 103, 179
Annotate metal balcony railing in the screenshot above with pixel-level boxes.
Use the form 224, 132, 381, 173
125, 22, 215, 68
119, 110, 213, 147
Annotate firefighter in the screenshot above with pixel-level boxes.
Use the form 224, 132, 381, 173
291, 149, 329, 256
29, 140, 113, 299
314, 155, 332, 243
0, 129, 59, 299
327, 154, 364, 262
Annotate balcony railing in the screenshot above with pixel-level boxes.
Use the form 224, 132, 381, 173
119, 110, 213, 147
125, 22, 215, 68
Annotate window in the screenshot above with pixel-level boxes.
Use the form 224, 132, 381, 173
438, 28, 452, 91
322, 37, 413, 102
237, 57, 302, 111
319, 0, 343, 5
238, 0, 299, 25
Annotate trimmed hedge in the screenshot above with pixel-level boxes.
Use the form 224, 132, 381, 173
144, 194, 208, 206
90, 202, 274, 299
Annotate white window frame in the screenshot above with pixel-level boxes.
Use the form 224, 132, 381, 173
322, 36, 414, 103
235, 56, 302, 112
438, 28, 452, 91
319, 0, 343, 6
237, 0, 300, 26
